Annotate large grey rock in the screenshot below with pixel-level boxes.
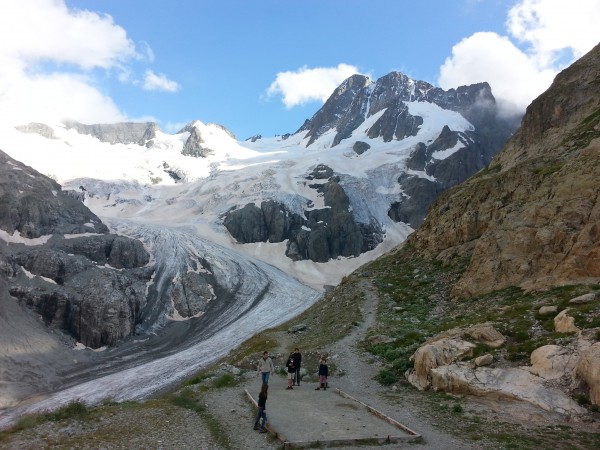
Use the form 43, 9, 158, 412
224, 165, 383, 263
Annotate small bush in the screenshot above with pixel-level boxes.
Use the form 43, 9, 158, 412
574, 393, 590, 406
47, 401, 89, 422
452, 404, 463, 414
212, 373, 237, 388
376, 368, 397, 386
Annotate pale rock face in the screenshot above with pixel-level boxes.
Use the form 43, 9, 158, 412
576, 342, 600, 405
554, 309, 580, 334
429, 364, 586, 416
528, 345, 578, 380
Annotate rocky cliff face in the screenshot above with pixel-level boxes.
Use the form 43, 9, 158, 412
0, 149, 153, 348
223, 164, 383, 262
406, 42, 600, 297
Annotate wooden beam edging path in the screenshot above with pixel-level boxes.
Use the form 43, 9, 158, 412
334, 388, 422, 438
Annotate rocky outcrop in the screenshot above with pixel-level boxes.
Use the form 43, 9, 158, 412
406, 323, 592, 415
63, 120, 159, 145
0, 148, 153, 348
223, 165, 384, 263
180, 123, 214, 157
0, 150, 108, 238
406, 42, 600, 296
223, 201, 304, 244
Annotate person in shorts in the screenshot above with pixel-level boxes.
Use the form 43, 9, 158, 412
285, 352, 295, 390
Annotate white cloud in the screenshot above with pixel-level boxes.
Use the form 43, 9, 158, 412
507, 0, 600, 66
439, 32, 556, 115
439, 0, 600, 115
143, 70, 180, 92
266, 64, 360, 108
0, 0, 175, 126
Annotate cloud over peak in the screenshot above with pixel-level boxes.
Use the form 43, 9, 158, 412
265, 64, 361, 108
439, 0, 600, 116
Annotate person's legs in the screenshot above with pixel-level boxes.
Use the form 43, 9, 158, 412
295, 368, 301, 385
261, 372, 270, 385
259, 410, 268, 431
254, 408, 264, 429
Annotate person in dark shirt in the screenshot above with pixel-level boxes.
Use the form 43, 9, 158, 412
285, 352, 296, 390
315, 356, 328, 390
292, 347, 302, 386
253, 383, 268, 432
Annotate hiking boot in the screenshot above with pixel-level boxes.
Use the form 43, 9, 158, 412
259, 428, 268, 433
253, 426, 259, 430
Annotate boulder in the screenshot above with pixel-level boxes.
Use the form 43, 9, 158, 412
474, 354, 494, 367
554, 309, 580, 333
576, 342, 600, 405
407, 338, 475, 390
288, 324, 307, 333
569, 292, 597, 305
539, 305, 558, 315
529, 345, 578, 380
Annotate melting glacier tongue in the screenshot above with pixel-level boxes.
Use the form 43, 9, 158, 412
0, 220, 319, 427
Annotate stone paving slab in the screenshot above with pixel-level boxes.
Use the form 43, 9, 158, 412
246, 374, 420, 448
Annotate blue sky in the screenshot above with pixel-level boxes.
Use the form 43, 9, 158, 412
1, 1, 599, 140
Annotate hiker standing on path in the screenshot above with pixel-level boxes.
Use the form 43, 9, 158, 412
292, 347, 302, 386
315, 356, 328, 390
285, 352, 296, 390
256, 351, 275, 385
253, 383, 269, 433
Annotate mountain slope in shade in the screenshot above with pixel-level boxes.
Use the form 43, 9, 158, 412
406, 42, 600, 296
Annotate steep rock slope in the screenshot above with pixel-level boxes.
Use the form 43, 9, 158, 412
406, 42, 600, 296
0, 149, 153, 349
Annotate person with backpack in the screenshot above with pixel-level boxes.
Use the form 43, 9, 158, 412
253, 383, 268, 433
